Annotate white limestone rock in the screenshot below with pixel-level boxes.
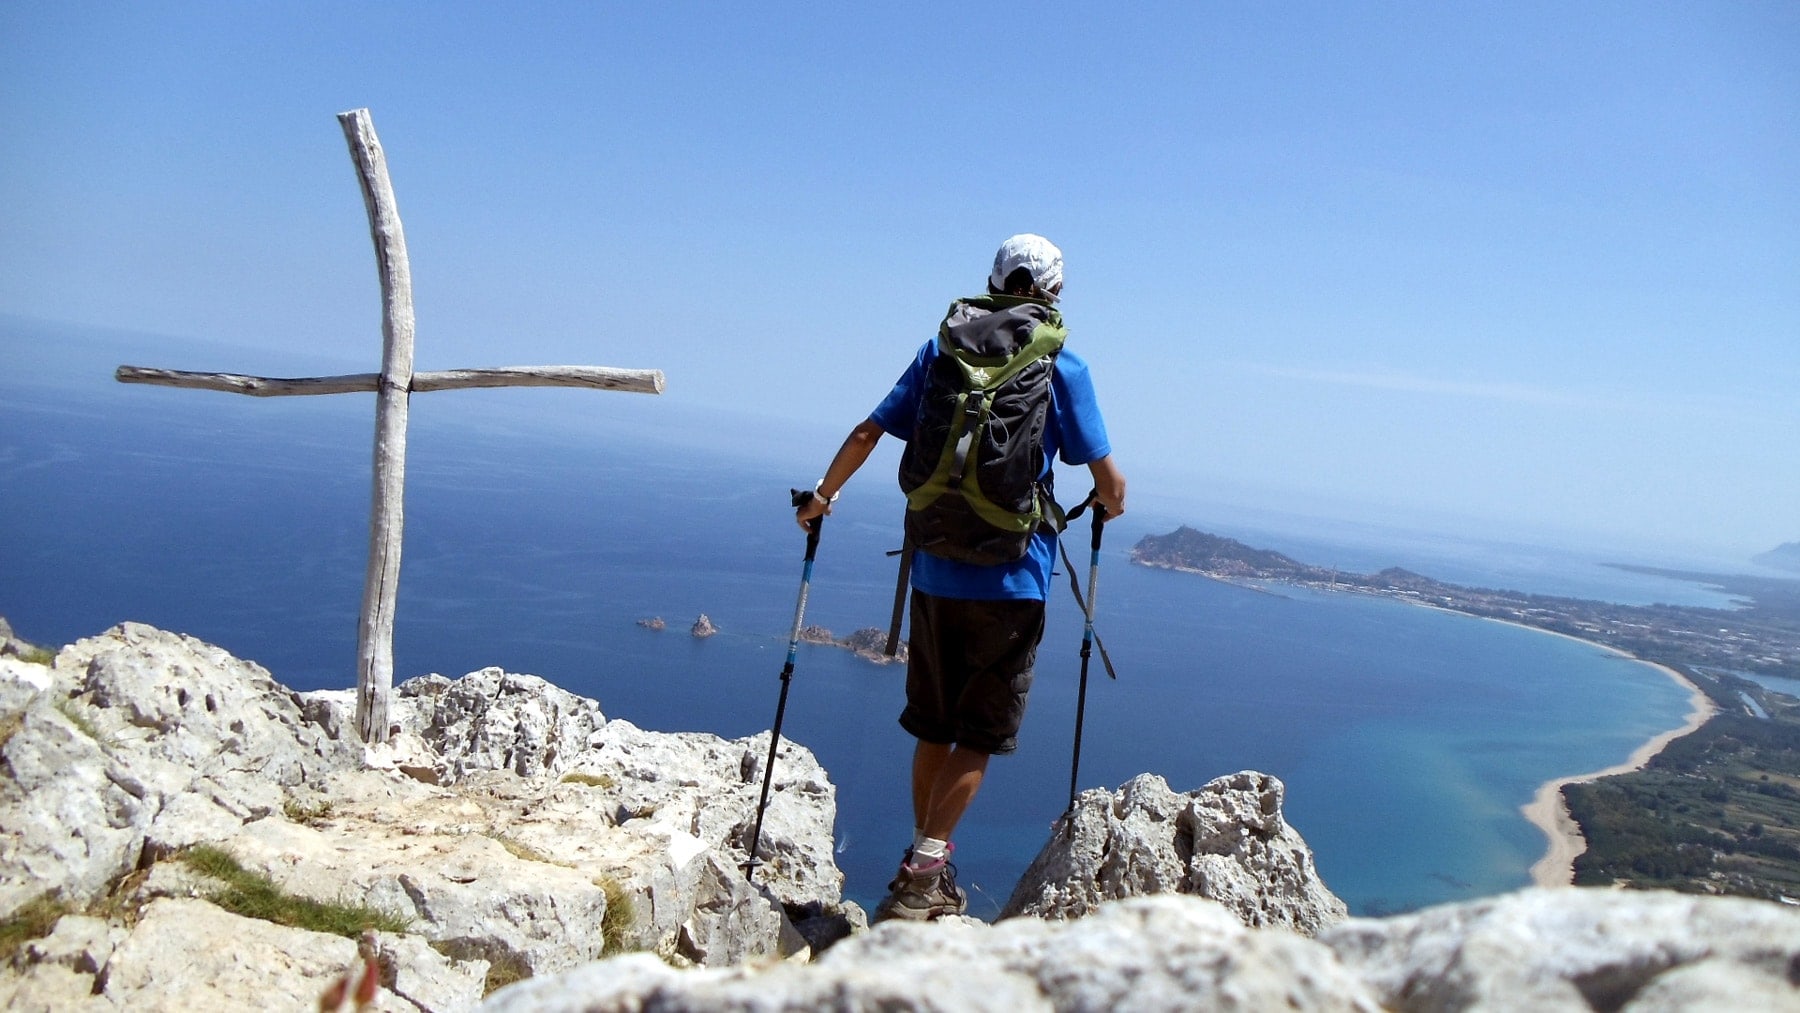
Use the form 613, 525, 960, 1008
481, 894, 1383, 1012
0, 684, 146, 918
1000, 771, 1348, 935
318, 664, 840, 909
589, 720, 843, 912
386, 667, 844, 914
59, 623, 356, 793
484, 888, 1800, 1013
395, 668, 606, 779
94, 896, 487, 1012
1320, 887, 1800, 1012
220, 814, 612, 978
1, 620, 841, 1004
0, 655, 52, 712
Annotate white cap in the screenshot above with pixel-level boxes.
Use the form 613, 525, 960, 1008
989, 234, 1063, 301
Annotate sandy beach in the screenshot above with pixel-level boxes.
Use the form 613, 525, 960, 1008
1511, 630, 1719, 887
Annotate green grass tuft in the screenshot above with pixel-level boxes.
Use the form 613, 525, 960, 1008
179, 845, 410, 937
0, 894, 71, 965
596, 877, 636, 955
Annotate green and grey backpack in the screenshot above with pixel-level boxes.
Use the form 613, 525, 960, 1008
897, 294, 1067, 566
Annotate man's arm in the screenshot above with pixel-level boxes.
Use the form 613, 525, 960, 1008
1086, 454, 1127, 521
795, 418, 885, 529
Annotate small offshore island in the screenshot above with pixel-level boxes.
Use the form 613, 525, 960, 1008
1133, 525, 1800, 903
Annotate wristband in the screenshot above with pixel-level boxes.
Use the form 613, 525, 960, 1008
813, 480, 840, 505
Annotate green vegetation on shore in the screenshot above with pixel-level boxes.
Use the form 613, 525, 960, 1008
1565, 670, 1800, 901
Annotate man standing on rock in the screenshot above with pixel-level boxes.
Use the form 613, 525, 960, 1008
795, 234, 1126, 920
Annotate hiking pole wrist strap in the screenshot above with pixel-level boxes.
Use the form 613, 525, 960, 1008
1057, 531, 1119, 681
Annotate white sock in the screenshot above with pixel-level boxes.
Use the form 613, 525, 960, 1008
912, 836, 948, 863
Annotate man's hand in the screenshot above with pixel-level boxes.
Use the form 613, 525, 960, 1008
1087, 455, 1127, 521
795, 493, 830, 531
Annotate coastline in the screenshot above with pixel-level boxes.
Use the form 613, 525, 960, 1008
1136, 558, 1729, 889
1504, 626, 1719, 887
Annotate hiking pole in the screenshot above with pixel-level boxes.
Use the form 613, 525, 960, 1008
744, 489, 824, 884
1065, 493, 1111, 812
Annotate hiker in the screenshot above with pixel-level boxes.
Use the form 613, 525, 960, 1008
794, 234, 1126, 920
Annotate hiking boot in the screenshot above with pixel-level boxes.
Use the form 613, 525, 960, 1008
872, 851, 966, 922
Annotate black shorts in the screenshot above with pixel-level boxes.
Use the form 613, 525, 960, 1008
899, 589, 1046, 756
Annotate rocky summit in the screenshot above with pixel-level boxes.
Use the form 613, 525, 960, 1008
4, 620, 1800, 1012
0, 622, 851, 1010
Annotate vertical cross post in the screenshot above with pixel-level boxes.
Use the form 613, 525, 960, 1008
341, 109, 415, 743
342, 111, 415, 744
116, 109, 665, 744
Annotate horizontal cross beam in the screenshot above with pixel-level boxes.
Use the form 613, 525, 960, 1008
115, 364, 666, 397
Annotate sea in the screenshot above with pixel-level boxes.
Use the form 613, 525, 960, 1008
0, 320, 1732, 918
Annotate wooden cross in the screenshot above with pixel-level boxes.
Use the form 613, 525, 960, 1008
116, 109, 665, 744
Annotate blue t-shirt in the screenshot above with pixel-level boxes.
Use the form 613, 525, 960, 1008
870, 339, 1111, 601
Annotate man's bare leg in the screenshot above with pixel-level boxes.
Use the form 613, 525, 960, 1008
911, 740, 949, 830
912, 739, 992, 843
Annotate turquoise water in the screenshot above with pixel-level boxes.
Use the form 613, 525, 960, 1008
0, 344, 1697, 917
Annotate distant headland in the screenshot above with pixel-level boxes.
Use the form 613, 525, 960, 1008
1755, 541, 1800, 575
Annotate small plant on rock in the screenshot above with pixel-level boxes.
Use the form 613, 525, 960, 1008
596, 877, 636, 956
283, 796, 336, 826
0, 893, 71, 966
178, 845, 410, 937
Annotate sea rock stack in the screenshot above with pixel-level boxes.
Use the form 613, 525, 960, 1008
1000, 771, 1348, 935
690, 614, 717, 638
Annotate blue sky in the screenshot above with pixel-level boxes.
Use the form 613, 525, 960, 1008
3, 2, 1795, 559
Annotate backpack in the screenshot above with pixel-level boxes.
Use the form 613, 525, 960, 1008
896, 295, 1067, 566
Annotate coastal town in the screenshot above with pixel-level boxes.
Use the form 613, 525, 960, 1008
1131, 525, 1800, 903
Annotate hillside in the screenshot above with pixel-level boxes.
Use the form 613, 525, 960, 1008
1755, 542, 1800, 575
1130, 526, 1327, 581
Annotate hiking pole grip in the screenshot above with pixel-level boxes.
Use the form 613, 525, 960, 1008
790, 488, 823, 561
